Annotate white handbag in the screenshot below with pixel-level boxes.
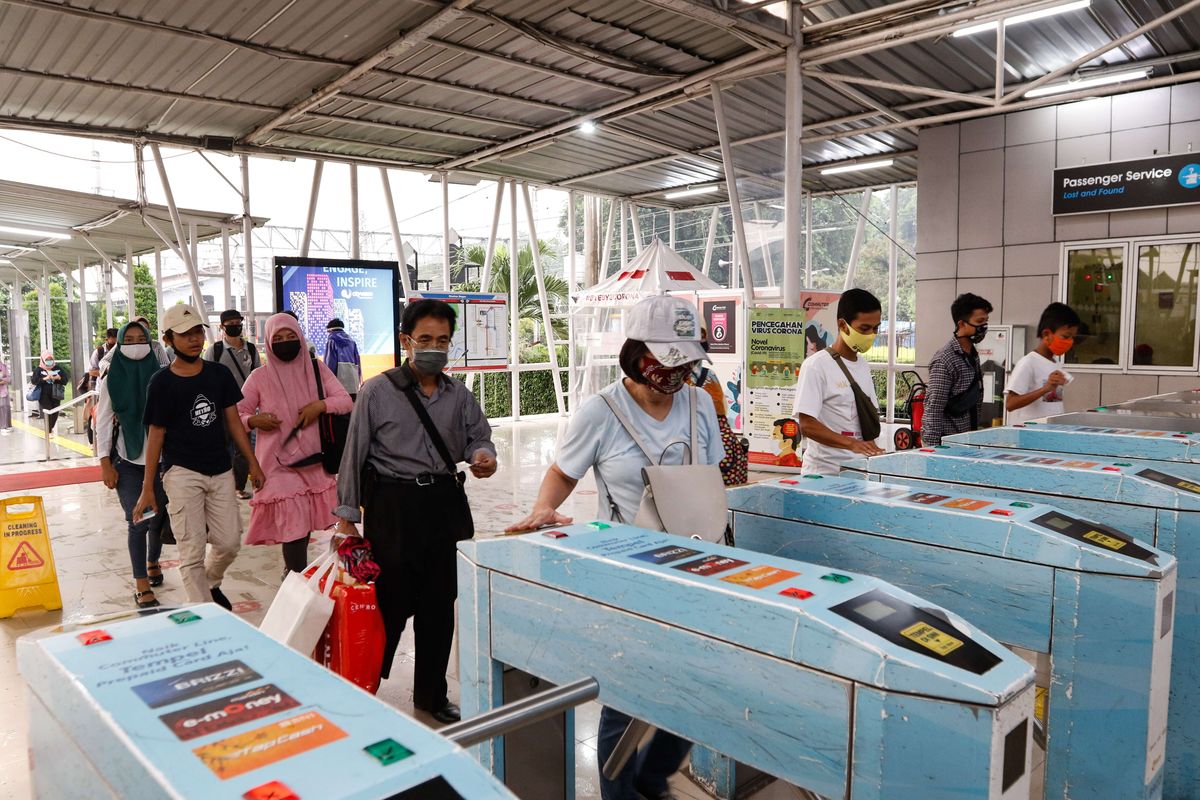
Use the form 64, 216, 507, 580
259, 550, 338, 655
600, 387, 730, 543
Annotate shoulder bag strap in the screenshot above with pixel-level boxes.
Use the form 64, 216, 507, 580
599, 392, 658, 464
689, 386, 698, 465
825, 346, 857, 385
385, 367, 457, 475
309, 356, 325, 401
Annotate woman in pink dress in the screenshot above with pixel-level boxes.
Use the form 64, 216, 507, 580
239, 313, 353, 574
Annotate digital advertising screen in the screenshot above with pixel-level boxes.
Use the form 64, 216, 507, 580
274, 257, 401, 382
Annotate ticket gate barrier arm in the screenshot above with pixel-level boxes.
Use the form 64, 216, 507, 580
442, 677, 599, 748
846, 448, 1200, 799
459, 526, 1036, 800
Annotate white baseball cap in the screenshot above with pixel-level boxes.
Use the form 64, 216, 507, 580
625, 295, 708, 367
161, 304, 209, 334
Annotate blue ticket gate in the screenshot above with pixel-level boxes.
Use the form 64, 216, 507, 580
727, 475, 1175, 800
17, 604, 518, 799
846, 447, 1200, 800
946, 423, 1200, 463
458, 523, 1036, 800
1048, 411, 1200, 433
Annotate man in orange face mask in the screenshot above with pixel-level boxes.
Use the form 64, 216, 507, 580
1005, 302, 1082, 425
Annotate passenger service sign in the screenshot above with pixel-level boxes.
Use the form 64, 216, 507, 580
1053, 153, 1200, 215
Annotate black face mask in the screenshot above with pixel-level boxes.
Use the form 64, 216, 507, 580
271, 340, 302, 362
224, 324, 243, 338
957, 322, 988, 344
174, 350, 200, 364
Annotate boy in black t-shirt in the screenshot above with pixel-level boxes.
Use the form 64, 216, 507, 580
134, 304, 265, 608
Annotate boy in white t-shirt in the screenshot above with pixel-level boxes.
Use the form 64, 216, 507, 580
1005, 302, 1081, 425
793, 288, 886, 475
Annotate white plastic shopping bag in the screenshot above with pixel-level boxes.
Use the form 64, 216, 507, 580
259, 550, 338, 654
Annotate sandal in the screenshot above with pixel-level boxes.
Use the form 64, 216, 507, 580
147, 562, 163, 587
134, 590, 160, 609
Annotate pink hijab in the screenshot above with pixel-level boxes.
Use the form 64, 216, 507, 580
260, 313, 322, 460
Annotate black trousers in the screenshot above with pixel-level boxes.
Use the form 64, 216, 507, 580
364, 475, 473, 710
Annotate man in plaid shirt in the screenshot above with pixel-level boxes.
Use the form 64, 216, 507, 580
921, 293, 993, 445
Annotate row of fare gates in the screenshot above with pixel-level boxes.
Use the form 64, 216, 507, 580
18, 390, 1200, 799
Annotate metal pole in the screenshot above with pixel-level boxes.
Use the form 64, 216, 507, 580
78, 256, 89, 355
240, 154, 257, 338
568, 190, 578, 292
619, 200, 628, 270
189, 223, 199, 317
441, 678, 599, 748
123, 241, 134, 318
711, 83, 755, 300
41, 265, 51, 354
153, 247, 163, 326
702, 207, 719, 276
601, 200, 616, 280
994, 19, 1006, 105
629, 203, 644, 255
221, 226, 232, 311
753, 201, 776, 288
569, 189, 578, 408
521, 183, 566, 415
379, 167, 415, 298
150, 142, 209, 340
602, 719, 654, 780
349, 164, 360, 259
805, 193, 813, 289
843, 189, 873, 290
103, 265, 113, 330
441, 172, 452, 289
668, 208, 676, 250
509, 180, 521, 419
887, 185, 899, 424
783, 3, 803, 309
300, 160, 323, 258
467, 179, 507, 393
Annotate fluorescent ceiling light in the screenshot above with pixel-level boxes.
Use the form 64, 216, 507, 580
0, 259, 12, 266
820, 158, 894, 176
0, 224, 72, 240
0, 243, 34, 251
578, 120, 597, 134
664, 185, 719, 199
1024, 68, 1150, 98
953, 0, 1090, 37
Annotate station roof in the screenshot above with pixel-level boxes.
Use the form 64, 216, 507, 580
0, 0, 1196, 208
0, 179, 268, 284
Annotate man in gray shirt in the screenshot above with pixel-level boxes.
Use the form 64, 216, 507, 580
205, 309, 261, 499
334, 299, 497, 724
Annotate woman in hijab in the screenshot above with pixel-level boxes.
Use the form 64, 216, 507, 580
31, 350, 68, 436
239, 313, 352, 574
96, 321, 168, 608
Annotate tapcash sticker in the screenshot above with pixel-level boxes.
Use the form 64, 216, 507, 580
193, 710, 347, 780
900, 622, 964, 656
720, 565, 800, 589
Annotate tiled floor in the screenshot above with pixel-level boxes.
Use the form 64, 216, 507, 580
0, 416, 802, 800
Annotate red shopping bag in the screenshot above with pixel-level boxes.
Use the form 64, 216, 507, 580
310, 536, 386, 694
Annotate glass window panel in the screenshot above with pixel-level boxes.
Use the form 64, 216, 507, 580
1132, 242, 1199, 368
1064, 246, 1124, 366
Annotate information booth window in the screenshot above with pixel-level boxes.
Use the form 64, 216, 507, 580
1063, 244, 1125, 367
1131, 241, 1199, 370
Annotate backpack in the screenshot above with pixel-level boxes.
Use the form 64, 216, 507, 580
211, 340, 259, 382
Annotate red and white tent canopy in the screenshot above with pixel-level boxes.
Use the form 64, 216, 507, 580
575, 238, 721, 306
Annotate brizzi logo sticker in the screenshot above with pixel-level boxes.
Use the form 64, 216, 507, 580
159, 684, 300, 741
132, 660, 262, 709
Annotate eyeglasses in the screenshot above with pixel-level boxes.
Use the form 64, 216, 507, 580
409, 335, 452, 348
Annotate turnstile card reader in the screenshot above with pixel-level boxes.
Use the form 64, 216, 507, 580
17, 604, 516, 800
946, 424, 1200, 463
846, 447, 1200, 799
459, 524, 1035, 800
1048, 411, 1200, 433
729, 476, 1175, 800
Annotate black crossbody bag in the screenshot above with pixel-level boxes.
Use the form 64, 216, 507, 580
279, 358, 350, 473
825, 348, 882, 442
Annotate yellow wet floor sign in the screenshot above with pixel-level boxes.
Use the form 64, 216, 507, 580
1, 495, 62, 617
